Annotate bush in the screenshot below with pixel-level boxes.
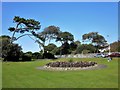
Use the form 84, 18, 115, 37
3, 44, 22, 62
43, 52, 55, 59
22, 54, 31, 61
1, 35, 22, 62
32, 52, 43, 59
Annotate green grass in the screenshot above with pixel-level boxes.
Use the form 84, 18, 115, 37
0, 60, 2, 89
2, 58, 118, 88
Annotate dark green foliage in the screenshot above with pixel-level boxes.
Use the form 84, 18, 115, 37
69, 42, 78, 51
51, 47, 60, 55
3, 44, 22, 61
76, 45, 84, 54
43, 25, 60, 44
74, 40, 81, 46
21, 52, 43, 60
61, 42, 70, 55
43, 51, 55, 59
9, 16, 40, 32
44, 43, 57, 52
1, 35, 22, 61
76, 44, 96, 54
8, 27, 15, 31
56, 31, 74, 43
82, 32, 107, 53
32, 52, 43, 59
35, 25, 60, 43
22, 54, 31, 61
24, 51, 32, 57
69, 41, 81, 54
43, 25, 60, 38
3, 43, 22, 61
56, 31, 74, 55
0, 35, 11, 58
8, 16, 41, 43
82, 32, 107, 46
31, 25, 60, 54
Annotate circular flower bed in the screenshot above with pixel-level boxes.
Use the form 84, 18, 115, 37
46, 61, 97, 68
36, 61, 108, 71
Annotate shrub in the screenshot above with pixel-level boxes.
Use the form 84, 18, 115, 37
3, 44, 22, 62
1, 35, 22, 62
43, 52, 55, 59
32, 52, 43, 59
22, 54, 31, 61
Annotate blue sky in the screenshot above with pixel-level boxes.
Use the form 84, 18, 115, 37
2, 2, 118, 52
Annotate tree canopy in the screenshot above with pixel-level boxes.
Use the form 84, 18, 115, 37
8, 16, 41, 43
82, 32, 107, 46
82, 32, 108, 53
2, 16, 117, 59
56, 31, 74, 44
0, 35, 22, 61
44, 43, 57, 52
42, 25, 60, 41
30, 25, 60, 53
35, 25, 60, 44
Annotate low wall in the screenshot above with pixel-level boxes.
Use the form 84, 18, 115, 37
55, 53, 96, 58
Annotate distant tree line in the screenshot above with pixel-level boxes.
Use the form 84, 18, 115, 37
1, 16, 119, 61
110, 41, 120, 52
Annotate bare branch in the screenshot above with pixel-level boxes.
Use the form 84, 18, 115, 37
11, 23, 20, 43
16, 34, 33, 41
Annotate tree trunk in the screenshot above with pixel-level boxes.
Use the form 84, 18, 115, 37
11, 23, 20, 43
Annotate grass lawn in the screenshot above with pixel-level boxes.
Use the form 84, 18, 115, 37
2, 58, 118, 88
0, 60, 2, 89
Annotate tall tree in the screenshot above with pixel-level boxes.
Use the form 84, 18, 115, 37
8, 16, 44, 54
56, 31, 74, 55
61, 42, 70, 55
42, 25, 60, 42
69, 42, 78, 54
44, 43, 57, 52
0, 35, 22, 61
33, 25, 60, 53
82, 32, 107, 52
8, 16, 41, 43
56, 31, 74, 44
